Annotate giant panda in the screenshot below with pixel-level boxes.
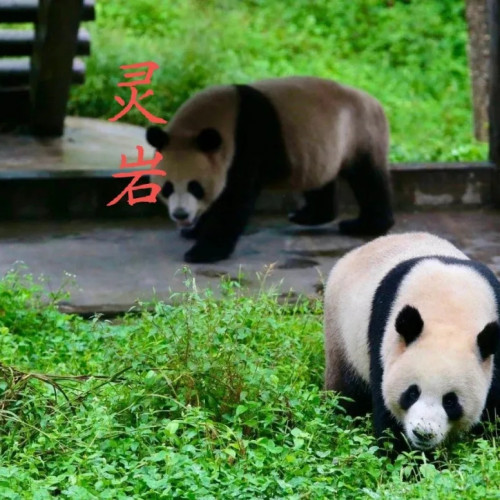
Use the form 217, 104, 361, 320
324, 232, 500, 450
146, 76, 394, 263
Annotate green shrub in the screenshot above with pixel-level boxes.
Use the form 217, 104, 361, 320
69, 0, 488, 163
0, 272, 498, 497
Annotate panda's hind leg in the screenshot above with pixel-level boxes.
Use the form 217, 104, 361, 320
338, 152, 394, 236
289, 180, 337, 226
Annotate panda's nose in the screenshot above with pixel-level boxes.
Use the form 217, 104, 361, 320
172, 208, 189, 221
412, 429, 434, 442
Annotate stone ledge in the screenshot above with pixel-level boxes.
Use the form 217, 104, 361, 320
0, 117, 497, 219
0, 162, 496, 220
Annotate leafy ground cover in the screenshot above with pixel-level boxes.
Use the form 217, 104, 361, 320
0, 271, 498, 498
69, 0, 488, 162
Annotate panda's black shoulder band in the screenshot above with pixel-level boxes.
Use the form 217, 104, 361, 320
232, 84, 291, 184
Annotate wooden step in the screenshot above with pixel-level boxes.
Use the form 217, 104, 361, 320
0, 58, 85, 86
0, 28, 90, 57
0, 0, 95, 23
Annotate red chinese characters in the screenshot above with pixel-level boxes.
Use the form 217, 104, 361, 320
107, 146, 165, 206
108, 61, 167, 206
108, 61, 166, 124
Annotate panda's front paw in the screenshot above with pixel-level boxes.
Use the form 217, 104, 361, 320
184, 241, 233, 263
288, 206, 335, 226
180, 225, 199, 240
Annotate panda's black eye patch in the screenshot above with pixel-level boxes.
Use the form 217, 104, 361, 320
442, 392, 463, 421
399, 384, 420, 411
188, 180, 205, 199
162, 181, 174, 198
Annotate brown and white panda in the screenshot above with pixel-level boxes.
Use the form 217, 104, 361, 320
146, 76, 394, 263
324, 232, 500, 450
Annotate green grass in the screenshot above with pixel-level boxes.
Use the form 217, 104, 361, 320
0, 271, 498, 498
69, 0, 488, 163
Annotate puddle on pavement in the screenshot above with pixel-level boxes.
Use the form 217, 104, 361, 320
286, 248, 353, 258
195, 268, 251, 286
243, 225, 260, 236
280, 227, 339, 237
277, 257, 319, 269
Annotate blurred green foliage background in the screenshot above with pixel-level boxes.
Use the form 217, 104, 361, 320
70, 0, 488, 162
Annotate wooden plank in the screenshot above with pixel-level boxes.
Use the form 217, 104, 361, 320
489, 0, 500, 166
0, 28, 90, 57
30, 0, 84, 136
0, 58, 85, 86
0, 0, 95, 22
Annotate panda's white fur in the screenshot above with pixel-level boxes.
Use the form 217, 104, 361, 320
324, 232, 500, 450
147, 76, 393, 263
150, 85, 238, 224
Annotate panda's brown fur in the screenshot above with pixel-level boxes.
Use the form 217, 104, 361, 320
251, 77, 389, 191
147, 76, 393, 263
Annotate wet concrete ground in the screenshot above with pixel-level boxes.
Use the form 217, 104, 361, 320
0, 117, 144, 172
0, 210, 499, 314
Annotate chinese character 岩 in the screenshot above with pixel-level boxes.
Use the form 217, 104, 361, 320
108, 61, 167, 206
107, 146, 165, 206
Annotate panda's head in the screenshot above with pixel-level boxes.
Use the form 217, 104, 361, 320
146, 125, 227, 227
383, 305, 499, 450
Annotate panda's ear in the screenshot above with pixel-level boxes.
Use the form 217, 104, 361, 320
477, 322, 500, 360
146, 126, 169, 150
196, 128, 222, 152
395, 305, 423, 346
